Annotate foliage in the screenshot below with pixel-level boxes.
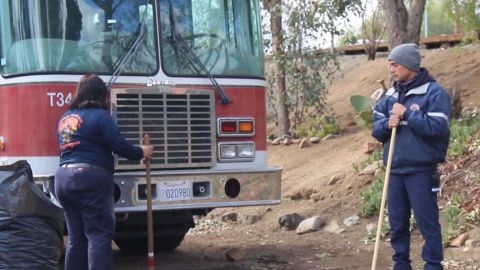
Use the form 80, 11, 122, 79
443, 0, 480, 41
339, 30, 358, 46
360, 163, 385, 217
294, 112, 340, 138
350, 95, 374, 129
448, 87, 463, 119
442, 193, 464, 246
262, 0, 361, 136
423, 0, 455, 36
448, 112, 480, 156
350, 95, 372, 112
360, 0, 385, 60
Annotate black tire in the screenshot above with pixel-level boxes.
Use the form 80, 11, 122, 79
115, 233, 186, 254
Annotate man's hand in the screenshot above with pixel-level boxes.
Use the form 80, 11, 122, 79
392, 103, 407, 119
388, 114, 401, 129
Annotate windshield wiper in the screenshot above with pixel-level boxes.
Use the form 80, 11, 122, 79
168, 0, 230, 104
107, 1, 149, 90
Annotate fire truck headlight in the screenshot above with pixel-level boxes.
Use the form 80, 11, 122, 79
237, 144, 254, 158
218, 142, 255, 162
219, 144, 236, 159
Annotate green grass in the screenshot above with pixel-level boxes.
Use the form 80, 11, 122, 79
359, 169, 385, 217
448, 114, 480, 156
442, 194, 463, 246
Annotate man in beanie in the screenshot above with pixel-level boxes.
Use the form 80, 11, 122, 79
372, 43, 451, 270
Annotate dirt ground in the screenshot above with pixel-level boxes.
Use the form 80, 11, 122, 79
124, 45, 480, 270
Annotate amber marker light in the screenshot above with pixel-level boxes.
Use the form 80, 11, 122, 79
0, 136, 5, 150
239, 121, 254, 133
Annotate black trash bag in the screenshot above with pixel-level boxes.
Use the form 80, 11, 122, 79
0, 160, 64, 270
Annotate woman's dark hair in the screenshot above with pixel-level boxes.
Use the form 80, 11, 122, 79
69, 74, 109, 110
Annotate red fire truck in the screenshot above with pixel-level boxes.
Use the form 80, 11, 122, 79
0, 0, 281, 252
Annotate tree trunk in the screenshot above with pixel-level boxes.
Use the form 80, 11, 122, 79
262, 0, 290, 136
380, 0, 426, 49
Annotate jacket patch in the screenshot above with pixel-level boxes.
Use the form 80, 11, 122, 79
410, 103, 420, 111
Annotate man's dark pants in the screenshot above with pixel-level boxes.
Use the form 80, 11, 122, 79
55, 166, 114, 270
388, 169, 443, 270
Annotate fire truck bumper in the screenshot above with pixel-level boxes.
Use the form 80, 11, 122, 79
112, 166, 282, 212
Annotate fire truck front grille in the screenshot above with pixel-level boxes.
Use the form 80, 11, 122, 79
112, 88, 216, 170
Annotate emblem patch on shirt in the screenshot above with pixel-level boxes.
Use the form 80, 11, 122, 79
58, 114, 83, 150
410, 103, 420, 111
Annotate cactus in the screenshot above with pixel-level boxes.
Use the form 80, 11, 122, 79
354, 111, 374, 129
350, 95, 372, 113
350, 95, 374, 129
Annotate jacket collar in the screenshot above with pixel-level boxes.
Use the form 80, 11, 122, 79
385, 82, 430, 99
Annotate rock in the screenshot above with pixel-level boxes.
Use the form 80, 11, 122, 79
343, 215, 361, 227
323, 220, 345, 234
359, 161, 381, 176
221, 211, 238, 223
289, 188, 316, 200
299, 138, 309, 149
296, 216, 325, 234
292, 138, 302, 144
374, 168, 383, 178
327, 175, 341, 185
450, 233, 469, 247
309, 137, 320, 144
279, 213, 304, 231
225, 247, 247, 261
272, 138, 282, 145
364, 142, 382, 154
322, 134, 335, 141
237, 212, 262, 225
267, 139, 273, 145
366, 223, 376, 235
282, 138, 292, 145
465, 239, 480, 247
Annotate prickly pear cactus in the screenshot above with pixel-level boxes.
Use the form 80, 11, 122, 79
350, 95, 372, 113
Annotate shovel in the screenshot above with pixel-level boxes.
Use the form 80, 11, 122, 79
371, 127, 397, 270
143, 134, 155, 270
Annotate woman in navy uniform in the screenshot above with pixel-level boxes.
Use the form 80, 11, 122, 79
55, 74, 153, 270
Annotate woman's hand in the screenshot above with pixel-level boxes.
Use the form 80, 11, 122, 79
141, 145, 154, 159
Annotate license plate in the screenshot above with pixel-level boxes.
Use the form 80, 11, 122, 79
159, 180, 191, 201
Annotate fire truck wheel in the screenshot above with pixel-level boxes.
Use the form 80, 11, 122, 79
115, 233, 186, 254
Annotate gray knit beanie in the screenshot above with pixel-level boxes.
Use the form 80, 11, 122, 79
388, 43, 421, 71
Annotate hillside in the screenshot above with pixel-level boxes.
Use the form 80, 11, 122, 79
327, 45, 480, 127
178, 45, 480, 270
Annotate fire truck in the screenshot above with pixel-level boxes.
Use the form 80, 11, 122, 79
0, 0, 281, 252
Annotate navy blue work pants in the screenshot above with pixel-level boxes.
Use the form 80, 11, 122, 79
55, 166, 115, 270
387, 169, 443, 270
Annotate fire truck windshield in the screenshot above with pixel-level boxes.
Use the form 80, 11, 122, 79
159, 0, 264, 78
0, 0, 264, 78
0, 0, 157, 76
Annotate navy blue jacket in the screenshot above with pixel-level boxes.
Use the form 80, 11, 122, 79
372, 69, 451, 174
57, 108, 143, 172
